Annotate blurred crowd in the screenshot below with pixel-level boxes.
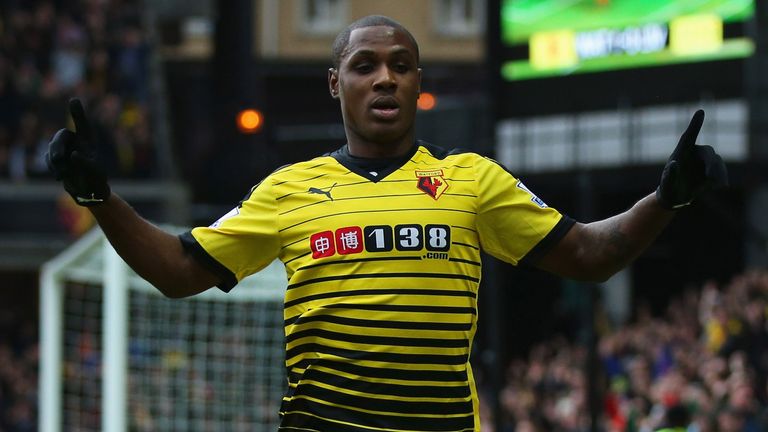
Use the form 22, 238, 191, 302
0, 306, 37, 432
0, 0, 156, 181
483, 270, 768, 432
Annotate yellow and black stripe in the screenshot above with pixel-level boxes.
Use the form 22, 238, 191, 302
181, 141, 573, 431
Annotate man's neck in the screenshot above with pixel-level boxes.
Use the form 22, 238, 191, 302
346, 133, 415, 159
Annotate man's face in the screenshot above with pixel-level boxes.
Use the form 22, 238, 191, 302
329, 26, 422, 148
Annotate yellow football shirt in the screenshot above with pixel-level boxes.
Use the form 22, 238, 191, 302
180, 142, 573, 432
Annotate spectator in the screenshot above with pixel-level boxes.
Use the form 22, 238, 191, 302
656, 403, 690, 432
51, 13, 87, 90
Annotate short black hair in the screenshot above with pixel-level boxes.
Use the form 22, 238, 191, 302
331, 15, 419, 68
665, 404, 691, 427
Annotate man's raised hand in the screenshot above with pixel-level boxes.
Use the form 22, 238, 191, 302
46, 98, 110, 206
656, 110, 728, 210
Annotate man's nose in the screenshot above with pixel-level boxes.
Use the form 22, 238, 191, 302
372, 66, 397, 91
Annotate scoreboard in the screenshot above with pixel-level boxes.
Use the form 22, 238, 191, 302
493, 0, 756, 116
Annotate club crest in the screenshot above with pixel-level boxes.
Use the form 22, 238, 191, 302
415, 170, 449, 200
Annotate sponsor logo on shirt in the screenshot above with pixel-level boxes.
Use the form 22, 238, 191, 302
309, 224, 452, 260
308, 183, 337, 201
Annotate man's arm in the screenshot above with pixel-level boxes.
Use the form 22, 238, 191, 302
89, 194, 219, 297
536, 193, 673, 282
536, 110, 727, 282
47, 98, 219, 298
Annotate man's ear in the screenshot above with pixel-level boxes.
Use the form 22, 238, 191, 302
328, 68, 339, 99
417, 68, 423, 98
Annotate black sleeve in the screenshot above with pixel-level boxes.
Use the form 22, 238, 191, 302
178, 231, 238, 292
518, 215, 576, 267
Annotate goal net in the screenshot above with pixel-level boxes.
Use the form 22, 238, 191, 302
40, 227, 288, 432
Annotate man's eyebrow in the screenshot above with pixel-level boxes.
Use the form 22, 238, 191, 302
347, 49, 376, 59
347, 47, 414, 59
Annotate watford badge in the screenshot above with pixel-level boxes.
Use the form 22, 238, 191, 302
416, 169, 449, 200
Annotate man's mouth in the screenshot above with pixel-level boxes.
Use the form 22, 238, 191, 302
371, 107, 400, 119
371, 97, 400, 120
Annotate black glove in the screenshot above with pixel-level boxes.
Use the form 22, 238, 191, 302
46, 98, 110, 206
656, 110, 728, 210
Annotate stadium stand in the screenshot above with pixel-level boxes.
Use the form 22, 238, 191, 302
483, 270, 768, 432
0, 306, 37, 432
0, 0, 155, 181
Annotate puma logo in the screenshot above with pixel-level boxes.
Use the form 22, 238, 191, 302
75, 194, 105, 204
308, 183, 337, 201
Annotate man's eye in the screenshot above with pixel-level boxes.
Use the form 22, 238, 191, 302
355, 64, 373, 73
394, 64, 409, 73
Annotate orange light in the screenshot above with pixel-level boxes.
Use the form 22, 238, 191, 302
237, 109, 264, 134
417, 92, 437, 111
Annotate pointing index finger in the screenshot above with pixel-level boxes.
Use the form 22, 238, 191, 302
68, 98, 93, 151
679, 109, 705, 151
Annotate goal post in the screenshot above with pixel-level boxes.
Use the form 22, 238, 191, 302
40, 227, 288, 432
